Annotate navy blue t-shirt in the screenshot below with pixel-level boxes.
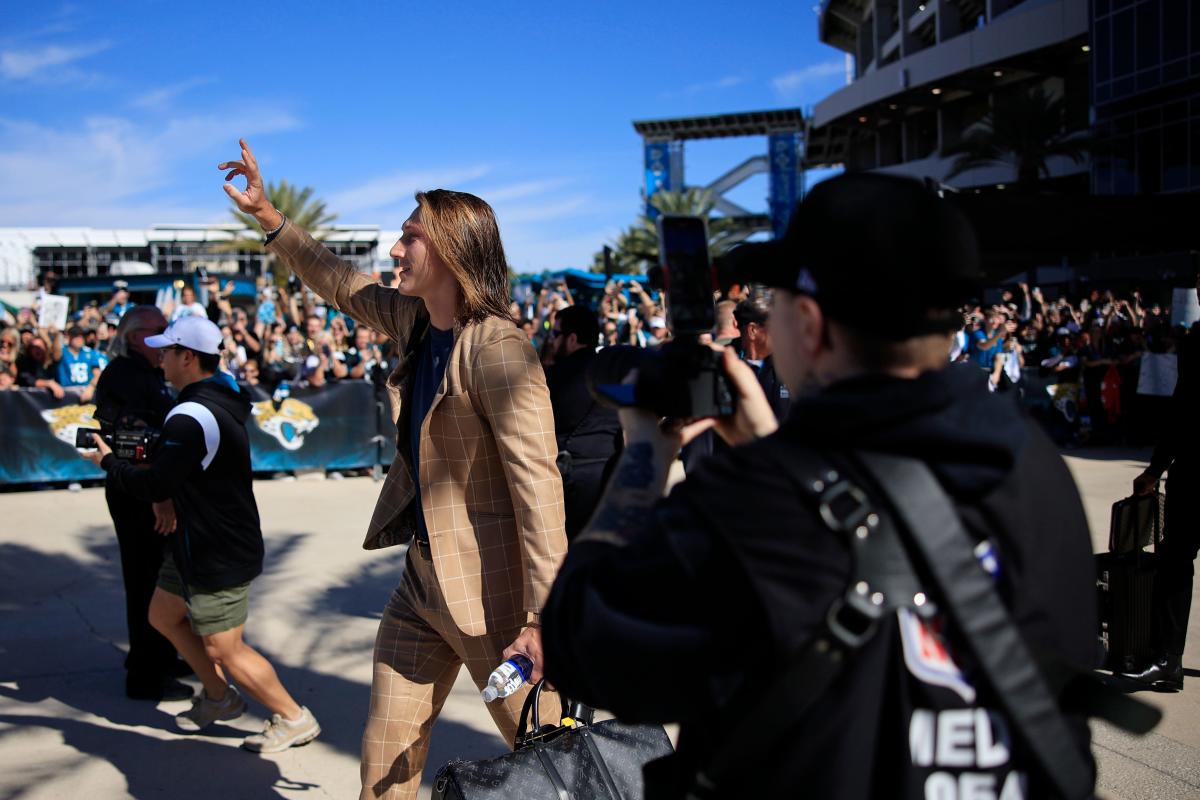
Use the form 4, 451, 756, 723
410, 326, 454, 542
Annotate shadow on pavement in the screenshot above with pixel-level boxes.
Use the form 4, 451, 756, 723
306, 555, 399, 621
0, 532, 513, 796
0, 713, 308, 798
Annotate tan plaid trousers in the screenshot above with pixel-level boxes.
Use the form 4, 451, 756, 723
360, 542, 559, 800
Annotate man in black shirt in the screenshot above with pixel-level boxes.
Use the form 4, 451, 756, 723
733, 296, 790, 421
542, 175, 1097, 798
92, 305, 190, 701
545, 305, 622, 541
1125, 274, 1200, 691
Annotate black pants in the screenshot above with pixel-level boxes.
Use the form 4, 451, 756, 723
1152, 467, 1200, 657
563, 461, 612, 543
105, 484, 177, 685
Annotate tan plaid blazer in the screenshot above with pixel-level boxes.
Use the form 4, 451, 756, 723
269, 223, 567, 636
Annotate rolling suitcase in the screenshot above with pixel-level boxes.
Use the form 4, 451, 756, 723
1096, 489, 1163, 672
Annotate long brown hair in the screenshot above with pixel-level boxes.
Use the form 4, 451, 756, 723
415, 190, 513, 326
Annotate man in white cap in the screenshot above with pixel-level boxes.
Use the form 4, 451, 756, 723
78, 316, 320, 753
648, 316, 671, 346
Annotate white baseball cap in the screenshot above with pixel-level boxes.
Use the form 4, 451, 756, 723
145, 316, 223, 354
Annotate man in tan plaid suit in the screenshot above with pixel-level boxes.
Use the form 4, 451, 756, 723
220, 140, 568, 799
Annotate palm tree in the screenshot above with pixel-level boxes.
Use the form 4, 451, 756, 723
945, 85, 1091, 189
215, 179, 338, 287
591, 188, 740, 274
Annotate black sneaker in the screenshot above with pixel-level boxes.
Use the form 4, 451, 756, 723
1120, 656, 1183, 692
127, 678, 195, 702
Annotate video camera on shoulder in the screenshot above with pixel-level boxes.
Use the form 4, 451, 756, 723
588, 215, 735, 419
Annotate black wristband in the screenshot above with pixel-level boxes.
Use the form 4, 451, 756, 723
264, 215, 286, 245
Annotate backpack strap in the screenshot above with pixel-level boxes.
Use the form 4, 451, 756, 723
854, 451, 1095, 799
691, 448, 929, 797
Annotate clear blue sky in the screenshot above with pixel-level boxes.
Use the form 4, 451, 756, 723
0, 1, 849, 271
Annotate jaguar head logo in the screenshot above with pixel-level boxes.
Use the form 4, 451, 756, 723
41, 403, 100, 445
251, 397, 319, 450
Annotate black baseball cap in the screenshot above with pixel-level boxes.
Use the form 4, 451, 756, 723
726, 173, 982, 340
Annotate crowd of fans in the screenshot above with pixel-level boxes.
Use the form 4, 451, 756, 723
514, 277, 760, 363
0, 274, 398, 398
2, 271, 1194, 444
950, 282, 1191, 443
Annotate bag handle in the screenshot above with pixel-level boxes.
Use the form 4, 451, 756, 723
515, 679, 553, 744
515, 680, 593, 747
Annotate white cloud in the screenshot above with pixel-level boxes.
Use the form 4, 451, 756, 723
502, 225, 618, 273
326, 165, 495, 216
130, 77, 215, 110
0, 41, 110, 81
771, 59, 846, 100
495, 194, 591, 225
489, 187, 610, 270
661, 74, 747, 99
683, 75, 746, 96
0, 110, 301, 226
473, 178, 570, 203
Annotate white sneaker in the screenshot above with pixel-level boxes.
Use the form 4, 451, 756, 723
242, 706, 321, 753
175, 685, 247, 732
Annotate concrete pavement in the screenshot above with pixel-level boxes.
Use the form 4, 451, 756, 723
0, 448, 1196, 799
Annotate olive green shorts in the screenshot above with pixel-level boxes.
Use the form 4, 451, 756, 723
157, 553, 251, 637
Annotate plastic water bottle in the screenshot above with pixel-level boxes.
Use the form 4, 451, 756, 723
481, 654, 533, 703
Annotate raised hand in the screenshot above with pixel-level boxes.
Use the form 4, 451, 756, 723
218, 139, 282, 230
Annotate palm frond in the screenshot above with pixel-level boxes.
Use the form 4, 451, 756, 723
941, 84, 1091, 188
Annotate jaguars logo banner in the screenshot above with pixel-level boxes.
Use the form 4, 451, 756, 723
251, 397, 320, 450
2, 381, 384, 485
240, 381, 379, 473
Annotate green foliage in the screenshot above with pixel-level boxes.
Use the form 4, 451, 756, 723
945, 85, 1092, 189
215, 179, 338, 287
590, 188, 741, 274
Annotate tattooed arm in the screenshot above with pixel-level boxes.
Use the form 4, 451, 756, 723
574, 440, 672, 547
575, 404, 714, 547
575, 349, 774, 548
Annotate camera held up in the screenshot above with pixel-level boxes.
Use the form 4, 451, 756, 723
587, 215, 736, 419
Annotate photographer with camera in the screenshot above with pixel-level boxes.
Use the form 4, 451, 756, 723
78, 315, 320, 752
91, 305, 191, 701
542, 174, 1098, 798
